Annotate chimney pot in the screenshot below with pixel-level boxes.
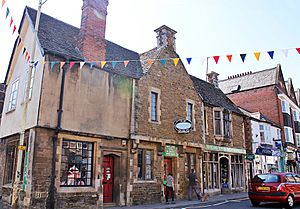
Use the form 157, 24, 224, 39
207, 71, 219, 88
154, 25, 177, 51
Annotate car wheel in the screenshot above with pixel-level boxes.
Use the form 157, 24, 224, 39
251, 200, 260, 207
286, 195, 294, 208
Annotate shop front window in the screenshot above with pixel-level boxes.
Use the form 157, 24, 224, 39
60, 140, 93, 187
203, 152, 219, 190
4, 142, 18, 184
231, 155, 244, 188
137, 149, 153, 180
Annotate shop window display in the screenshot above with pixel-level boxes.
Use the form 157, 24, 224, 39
60, 140, 93, 187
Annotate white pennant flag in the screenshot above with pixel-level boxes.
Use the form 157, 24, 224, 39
80, 62, 85, 69
200, 56, 206, 66
282, 49, 289, 58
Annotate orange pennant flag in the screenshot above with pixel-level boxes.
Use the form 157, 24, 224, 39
226, 55, 232, 62
254, 52, 261, 61
173, 58, 180, 66
101, 61, 106, 69
124, 60, 129, 67
1, 0, 5, 8
147, 59, 154, 65
60, 62, 65, 69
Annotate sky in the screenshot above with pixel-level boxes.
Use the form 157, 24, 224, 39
0, 0, 300, 89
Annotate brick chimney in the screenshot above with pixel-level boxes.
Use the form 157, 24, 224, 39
77, 0, 109, 61
207, 71, 219, 88
154, 25, 177, 51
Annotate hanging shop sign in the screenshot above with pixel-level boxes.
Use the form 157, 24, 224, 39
246, 154, 255, 161
163, 145, 179, 157
174, 119, 192, 134
205, 145, 246, 154
255, 147, 272, 156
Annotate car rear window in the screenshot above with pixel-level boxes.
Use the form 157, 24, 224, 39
252, 174, 280, 183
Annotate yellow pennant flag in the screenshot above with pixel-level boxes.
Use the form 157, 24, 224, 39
101, 61, 106, 69
1, 0, 5, 8
254, 52, 261, 61
124, 60, 129, 67
60, 62, 65, 69
173, 58, 180, 66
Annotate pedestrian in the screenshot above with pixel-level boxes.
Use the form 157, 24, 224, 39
165, 173, 175, 204
188, 169, 201, 201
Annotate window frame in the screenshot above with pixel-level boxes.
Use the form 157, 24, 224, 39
7, 79, 19, 112
23, 68, 35, 102
150, 92, 158, 122
203, 152, 219, 190
213, 108, 232, 138
281, 100, 290, 114
284, 127, 294, 144
149, 87, 161, 124
137, 148, 153, 181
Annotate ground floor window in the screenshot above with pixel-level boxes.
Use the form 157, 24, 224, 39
231, 155, 244, 188
4, 142, 18, 184
60, 140, 93, 187
137, 149, 153, 180
203, 152, 219, 190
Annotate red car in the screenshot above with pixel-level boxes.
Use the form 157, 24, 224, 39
249, 172, 300, 208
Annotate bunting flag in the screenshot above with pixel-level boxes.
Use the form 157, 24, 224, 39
100, 61, 106, 68
60, 62, 65, 69
160, 59, 166, 67
268, 51, 274, 59
17, 37, 21, 46
124, 60, 129, 68
200, 57, 206, 65
282, 49, 288, 58
6, 7, 9, 18
34, 61, 39, 68
22, 47, 26, 55
9, 17, 13, 27
296, 48, 300, 54
79, 62, 85, 69
90, 62, 96, 69
50, 62, 57, 70
254, 52, 261, 61
27, 56, 30, 62
186, 58, 192, 65
240, 54, 246, 62
173, 58, 179, 66
111, 61, 117, 69
147, 59, 154, 65
226, 55, 232, 62
1, 0, 5, 8
25, 51, 28, 60
12, 25, 16, 34
213, 56, 220, 64
69, 61, 75, 69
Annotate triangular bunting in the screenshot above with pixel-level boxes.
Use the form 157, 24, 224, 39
17, 37, 21, 46
25, 51, 28, 60
123, 60, 129, 67
22, 47, 26, 55
10, 17, 13, 27
173, 58, 180, 66
50, 62, 57, 70
60, 62, 65, 69
34, 61, 39, 68
1, 0, 5, 8
100, 61, 106, 69
267, 51, 274, 59
160, 59, 166, 67
254, 52, 260, 61
12, 25, 16, 35
200, 57, 206, 66
213, 56, 220, 64
5, 7, 9, 18
19, 42, 24, 49
186, 58, 192, 65
111, 61, 117, 69
147, 59, 154, 65
226, 55, 232, 62
240, 54, 246, 62
282, 49, 288, 57
79, 62, 85, 69
296, 48, 300, 54
27, 56, 30, 62
90, 62, 96, 69
69, 61, 75, 69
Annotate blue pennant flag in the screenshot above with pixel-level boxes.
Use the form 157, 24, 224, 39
240, 54, 246, 62
89, 62, 96, 69
111, 61, 117, 69
268, 51, 274, 59
34, 61, 39, 68
186, 58, 192, 65
50, 62, 57, 70
160, 59, 167, 67
5, 8, 9, 18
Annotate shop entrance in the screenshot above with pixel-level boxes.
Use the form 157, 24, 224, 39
220, 157, 229, 194
164, 158, 173, 198
103, 156, 114, 203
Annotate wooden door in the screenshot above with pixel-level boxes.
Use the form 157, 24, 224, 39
164, 158, 173, 198
103, 156, 114, 203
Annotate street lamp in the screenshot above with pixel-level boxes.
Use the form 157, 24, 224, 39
12, 0, 48, 208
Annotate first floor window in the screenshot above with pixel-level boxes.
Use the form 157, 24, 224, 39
137, 149, 153, 180
60, 140, 93, 187
187, 102, 193, 124
285, 127, 294, 143
296, 134, 300, 147
214, 111, 222, 135
231, 155, 244, 188
7, 80, 19, 111
150, 92, 158, 121
259, 125, 265, 143
223, 111, 231, 138
203, 152, 219, 190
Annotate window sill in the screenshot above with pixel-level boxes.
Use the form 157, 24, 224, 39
6, 108, 16, 114
214, 135, 232, 141
149, 120, 160, 125
57, 186, 97, 193
133, 179, 157, 184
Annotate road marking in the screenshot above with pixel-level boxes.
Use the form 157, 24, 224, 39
184, 198, 249, 209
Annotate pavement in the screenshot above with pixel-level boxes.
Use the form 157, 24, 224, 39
107, 192, 248, 209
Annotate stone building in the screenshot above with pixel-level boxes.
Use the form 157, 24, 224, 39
128, 25, 205, 204
219, 65, 300, 173
190, 72, 247, 195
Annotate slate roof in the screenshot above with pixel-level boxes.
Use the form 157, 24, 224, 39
218, 67, 278, 94
190, 75, 243, 114
26, 7, 143, 79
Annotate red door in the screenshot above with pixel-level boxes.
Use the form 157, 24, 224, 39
103, 156, 114, 203
164, 158, 173, 198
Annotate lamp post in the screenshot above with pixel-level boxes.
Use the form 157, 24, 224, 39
11, 1, 48, 208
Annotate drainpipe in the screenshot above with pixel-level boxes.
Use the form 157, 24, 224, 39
46, 65, 66, 209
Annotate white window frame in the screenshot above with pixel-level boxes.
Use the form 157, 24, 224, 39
23, 68, 35, 102
281, 100, 290, 114
296, 134, 300, 147
259, 124, 265, 143
148, 87, 161, 124
293, 110, 299, 122
186, 99, 196, 130
284, 127, 294, 144
7, 79, 19, 112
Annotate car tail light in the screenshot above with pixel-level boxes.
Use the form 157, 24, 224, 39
277, 183, 285, 191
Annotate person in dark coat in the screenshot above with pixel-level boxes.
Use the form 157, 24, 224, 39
188, 169, 201, 200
